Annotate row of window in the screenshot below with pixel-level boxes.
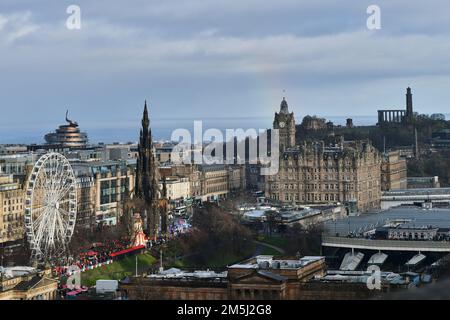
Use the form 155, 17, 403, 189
3, 197, 22, 205
269, 192, 370, 202
270, 193, 343, 202
282, 161, 357, 168
276, 173, 357, 181
389, 231, 435, 240
2, 213, 24, 222
206, 185, 228, 193
270, 183, 355, 191
2, 204, 23, 212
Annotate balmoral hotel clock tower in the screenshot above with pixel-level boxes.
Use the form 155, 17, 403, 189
273, 97, 296, 151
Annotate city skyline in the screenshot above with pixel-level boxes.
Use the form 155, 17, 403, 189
1, 0, 450, 139
2, 110, 449, 145
0, 111, 394, 144
2, 1, 450, 305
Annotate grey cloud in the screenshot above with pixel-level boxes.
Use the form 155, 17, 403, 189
0, 0, 449, 142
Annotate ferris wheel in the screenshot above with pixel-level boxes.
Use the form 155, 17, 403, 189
24, 152, 77, 263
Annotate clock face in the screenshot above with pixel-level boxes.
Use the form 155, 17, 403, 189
279, 121, 285, 128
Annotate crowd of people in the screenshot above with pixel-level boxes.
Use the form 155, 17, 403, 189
54, 214, 193, 278
55, 237, 132, 276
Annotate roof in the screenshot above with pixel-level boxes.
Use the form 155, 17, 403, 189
198, 164, 226, 172
147, 270, 227, 280
110, 245, 145, 258
320, 270, 407, 285
0, 266, 36, 278
324, 206, 450, 236
405, 253, 426, 266
243, 210, 266, 219
257, 270, 287, 282
368, 252, 388, 265
229, 255, 324, 270
160, 268, 182, 275
340, 252, 364, 271
13, 276, 42, 291
13, 275, 56, 291
384, 188, 450, 196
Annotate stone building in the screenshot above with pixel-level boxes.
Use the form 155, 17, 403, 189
246, 164, 266, 191
387, 226, 439, 240
71, 160, 134, 227
155, 143, 181, 164
0, 145, 27, 156
0, 153, 33, 181
300, 115, 328, 131
135, 102, 160, 236
94, 162, 134, 226
161, 164, 202, 199
431, 129, 450, 151
381, 151, 407, 191
120, 255, 326, 300
120, 254, 399, 300
377, 87, 414, 126
0, 267, 58, 300
407, 176, 440, 189
266, 98, 382, 213
227, 255, 326, 300
104, 143, 137, 161
75, 174, 96, 229
0, 175, 24, 244
158, 177, 190, 202
346, 118, 354, 128
121, 269, 228, 300
155, 144, 171, 164
273, 97, 296, 152
161, 163, 244, 201
199, 164, 229, 202
227, 165, 246, 193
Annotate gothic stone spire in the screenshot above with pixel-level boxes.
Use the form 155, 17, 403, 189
135, 101, 160, 237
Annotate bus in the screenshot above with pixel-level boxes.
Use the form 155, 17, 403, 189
174, 206, 187, 216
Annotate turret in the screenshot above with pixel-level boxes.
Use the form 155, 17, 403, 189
280, 97, 289, 114
142, 100, 149, 129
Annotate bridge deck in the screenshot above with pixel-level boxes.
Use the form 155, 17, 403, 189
322, 236, 450, 252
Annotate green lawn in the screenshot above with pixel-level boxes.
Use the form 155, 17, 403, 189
80, 252, 156, 286
259, 246, 282, 256
260, 236, 288, 249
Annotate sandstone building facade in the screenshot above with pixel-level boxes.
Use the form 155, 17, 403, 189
381, 151, 407, 191
0, 175, 24, 244
266, 98, 382, 213
120, 255, 326, 300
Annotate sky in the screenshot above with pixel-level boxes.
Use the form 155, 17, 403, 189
0, 0, 450, 142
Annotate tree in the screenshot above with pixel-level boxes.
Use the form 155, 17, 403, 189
283, 224, 324, 256
120, 193, 140, 239
407, 151, 450, 187
264, 210, 280, 236
173, 203, 252, 267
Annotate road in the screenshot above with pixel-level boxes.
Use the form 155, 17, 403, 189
252, 240, 286, 255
